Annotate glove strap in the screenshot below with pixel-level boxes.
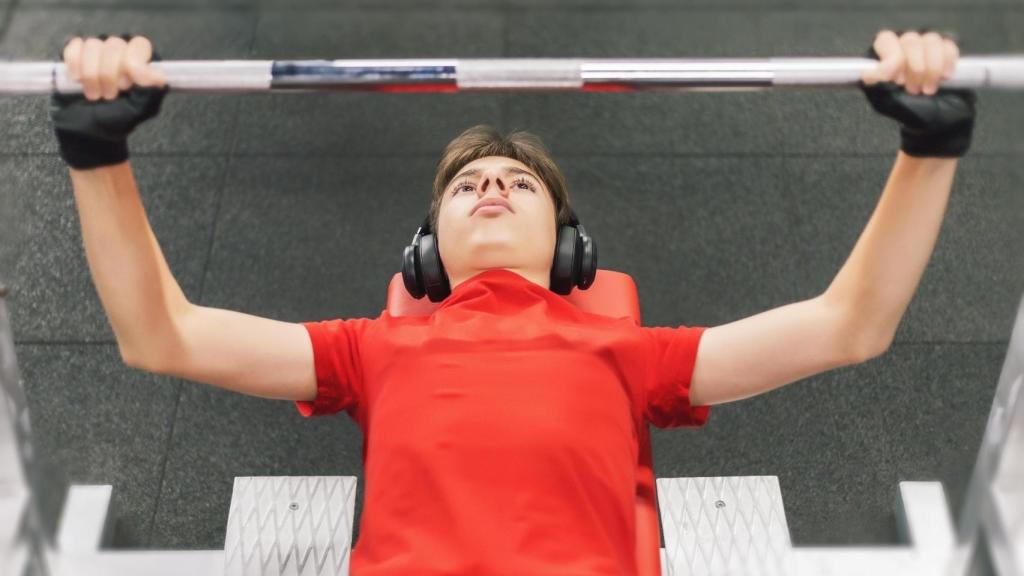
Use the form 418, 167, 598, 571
54, 127, 130, 170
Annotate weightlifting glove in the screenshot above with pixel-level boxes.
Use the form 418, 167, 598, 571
49, 33, 168, 170
859, 43, 976, 158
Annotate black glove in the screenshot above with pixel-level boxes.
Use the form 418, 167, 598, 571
859, 41, 976, 158
49, 33, 169, 170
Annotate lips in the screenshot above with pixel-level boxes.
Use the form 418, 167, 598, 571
471, 198, 513, 216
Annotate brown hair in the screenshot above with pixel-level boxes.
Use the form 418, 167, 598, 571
430, 125, 572, 233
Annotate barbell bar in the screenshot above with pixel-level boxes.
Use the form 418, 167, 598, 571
0, 56, 1022, 94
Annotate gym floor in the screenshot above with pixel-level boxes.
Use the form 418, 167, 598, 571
0, 0, 1022, 553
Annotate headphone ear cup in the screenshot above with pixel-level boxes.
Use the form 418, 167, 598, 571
549, 224, 579, 295
577, 234, 597, 290
418, 232, 451, 302
402, 244, 426, 299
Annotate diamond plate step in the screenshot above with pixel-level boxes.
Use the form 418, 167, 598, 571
657, 476, 793, 576
224, 476, 358, 576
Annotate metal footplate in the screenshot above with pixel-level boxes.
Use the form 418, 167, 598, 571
657, 476, 793, 576
223, 476, 358, 576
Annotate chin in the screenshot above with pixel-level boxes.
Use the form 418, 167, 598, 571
463, 229, 518, 249
464, 245, 520, 266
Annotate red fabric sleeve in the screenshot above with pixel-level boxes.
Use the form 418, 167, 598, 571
295, 318, 371, 419
641, 324, 711, 429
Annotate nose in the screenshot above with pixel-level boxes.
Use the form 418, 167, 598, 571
476, 169, 511, 197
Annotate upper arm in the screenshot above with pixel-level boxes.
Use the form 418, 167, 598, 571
132, 303, 319, 403
690, 295, 874, 407
642, 324, 711, 429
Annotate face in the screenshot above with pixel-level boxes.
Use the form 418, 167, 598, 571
437, 155, 558, 292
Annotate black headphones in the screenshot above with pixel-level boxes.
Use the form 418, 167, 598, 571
402, 207, 598, 302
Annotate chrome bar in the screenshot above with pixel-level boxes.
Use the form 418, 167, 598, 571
0, 55, 1022, 94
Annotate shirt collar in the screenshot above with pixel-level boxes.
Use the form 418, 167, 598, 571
434, 268, 559, 315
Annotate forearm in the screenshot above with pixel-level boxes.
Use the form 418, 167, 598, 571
822, 151, 958, 352
69, 161, 191, 365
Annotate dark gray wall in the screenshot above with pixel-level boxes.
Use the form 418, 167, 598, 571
0, 0, 1021, 552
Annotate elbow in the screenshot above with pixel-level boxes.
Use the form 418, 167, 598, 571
118, 341, 163, 373
117, 307, 190, 374
822, 293, 896, 365
847, 328, 894, 365
118, 343, 146, 371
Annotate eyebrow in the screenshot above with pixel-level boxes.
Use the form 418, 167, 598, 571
448, 166, 541, 188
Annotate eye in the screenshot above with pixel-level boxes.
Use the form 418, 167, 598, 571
511, 177, 537, 192
451, 176, 537, 194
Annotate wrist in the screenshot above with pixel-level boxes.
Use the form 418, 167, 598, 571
899, 124, 973, 158
894, 150, 958, 169
67, 159, 130, 175
55, 128, 129, 170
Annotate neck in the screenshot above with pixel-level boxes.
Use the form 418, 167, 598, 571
449, 267, 550, 292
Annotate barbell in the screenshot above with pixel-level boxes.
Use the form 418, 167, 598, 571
0, 55, 1022, 94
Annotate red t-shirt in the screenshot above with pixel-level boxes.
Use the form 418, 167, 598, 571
297, 268, 709, 576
